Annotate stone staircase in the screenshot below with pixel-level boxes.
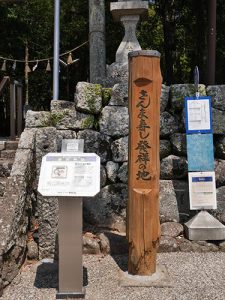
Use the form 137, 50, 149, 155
0, 140, 19, 197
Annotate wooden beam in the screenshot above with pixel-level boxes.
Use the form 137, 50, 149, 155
127, 50, 162, 276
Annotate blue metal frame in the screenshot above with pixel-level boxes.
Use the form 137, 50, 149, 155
185, 96, 213, 134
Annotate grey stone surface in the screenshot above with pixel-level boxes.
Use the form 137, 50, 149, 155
83, 183, 128, 232
109, 83, 128, 106
77, 130, 112, 163
0, 160, 13, 178
89, 0, 106, 84
170, 84, 206, 110
117, 162, 128, 183
159, 236, 179, 253
215, 159, 225, 187
54, 110, 94, 130
160, 84, 169, 112
212, 108, 225, 134
35, 127, 57, 176
161, 222, 184, 238
50, 100, 75, 112
10, 149, 33, 179
100, 164, 107, 187
106, 62, 129, 87
215, 136, 225, 159
99, 106, 129, 137
170, 133, 187, 156
160, 112, 179, 137
37, 194, 58, 260
119, 264, 172, 287
18, 129, 36, 150
106, 161, 119, 183
5, 253, 225, 300
206, 85, 225, 111
27, 241, 39, 260
160, 155, 188, 180
25, 110, 52, 128
159, 180, 190, 223
111, 136, 128, 162
83, 233, 101, 254
75, 82, 102, 114
211, 186, 225, 223
160, 140, 171, 160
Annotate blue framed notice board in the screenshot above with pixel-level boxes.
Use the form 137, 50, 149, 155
185, 96, 212, 134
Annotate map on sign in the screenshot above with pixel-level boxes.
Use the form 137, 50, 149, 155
188, 172, 217, 210
185, 96, 212, 134
38, 153, 100, 197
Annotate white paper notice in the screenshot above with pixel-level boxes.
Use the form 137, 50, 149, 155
38, 153, 100, 197
188, 172, 217, 210
187, 99, 211, 131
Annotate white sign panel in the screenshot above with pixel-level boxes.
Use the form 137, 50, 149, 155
185, 97, 212, 133
38, 153, 100, 197
188, 172, 217, 210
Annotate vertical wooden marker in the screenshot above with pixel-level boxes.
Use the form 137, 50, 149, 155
127, 50, 162, 275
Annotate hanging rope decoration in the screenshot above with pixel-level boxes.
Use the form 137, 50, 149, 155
0, 40, 88, 72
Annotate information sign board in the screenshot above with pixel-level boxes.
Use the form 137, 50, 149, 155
38, 153, 100, 197
188, 172, 217, 210
185, 96, 212, 134
61, 139, 84, 153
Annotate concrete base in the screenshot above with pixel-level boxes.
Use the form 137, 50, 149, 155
185, 211, 225, 240
119, 264, 172, 287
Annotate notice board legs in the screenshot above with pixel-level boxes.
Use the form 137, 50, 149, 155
57, 197, 85, 299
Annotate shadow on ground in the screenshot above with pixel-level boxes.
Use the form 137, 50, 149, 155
34, 262, 88, 289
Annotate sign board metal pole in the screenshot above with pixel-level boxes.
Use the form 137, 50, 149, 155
127, 50, 162, 275
57, 139, 85, 299
57, 197, 84, 298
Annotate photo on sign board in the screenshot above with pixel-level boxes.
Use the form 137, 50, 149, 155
185, 96, 212, 134
51, 165, 68, 179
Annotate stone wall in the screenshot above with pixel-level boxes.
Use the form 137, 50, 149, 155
23, 82, 225, 258
0, 130, 36, 293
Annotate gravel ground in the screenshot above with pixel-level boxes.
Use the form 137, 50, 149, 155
3, 252, 225, 300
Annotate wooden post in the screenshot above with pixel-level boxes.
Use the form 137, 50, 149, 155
127, 50, 162, 276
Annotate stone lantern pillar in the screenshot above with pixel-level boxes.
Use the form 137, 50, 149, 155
110, 0, 148, 64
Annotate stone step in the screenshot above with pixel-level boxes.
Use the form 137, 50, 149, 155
0, 178, 7, 197
5, 140, 19, 150
0, 150, 17, 159
0, 159, 14, 177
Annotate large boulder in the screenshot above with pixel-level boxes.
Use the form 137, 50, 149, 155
215, 159, 225, 187
170, 84, 206, 111
160, 84, 170, 112
160, 140, 172, 160
54, 110, 94, 130
170, 133, 187, 156
160, 155, 188, 179
212, 108, 225, 134
109, 83, 128, 106
215, 136, 225, 159
99, 106, 129, 137
106, 161, 119, 183
159, 180, 190, 223
83, 184, 128, 232
206, 85, 225, 111
75, 82, 102, 114
25, 111, 52, 128
77, 130, 112, 163
111, 136, 128, 162
160, 112, 179, 137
